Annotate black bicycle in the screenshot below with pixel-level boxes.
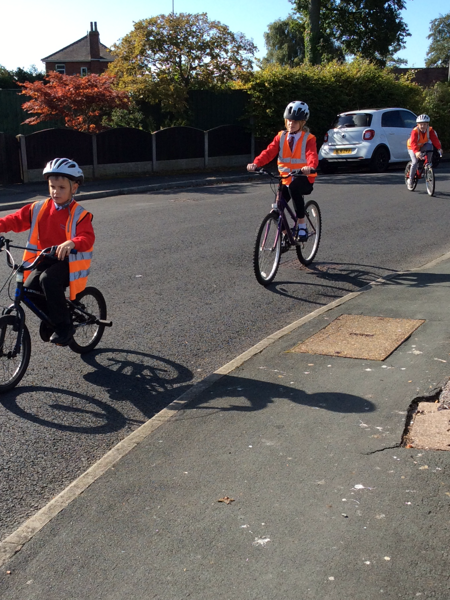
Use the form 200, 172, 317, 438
0, 237, 112, 392
252, 168, 322, 285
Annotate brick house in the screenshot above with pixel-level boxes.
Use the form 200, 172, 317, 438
42, 22, 115, 76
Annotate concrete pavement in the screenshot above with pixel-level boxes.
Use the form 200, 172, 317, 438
1, 243, 450, 598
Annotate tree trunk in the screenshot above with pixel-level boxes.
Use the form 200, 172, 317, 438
306, 0, 321, 65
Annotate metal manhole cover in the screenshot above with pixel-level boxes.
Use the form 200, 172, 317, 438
290, 314, 425, 360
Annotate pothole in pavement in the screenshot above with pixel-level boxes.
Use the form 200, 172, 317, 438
402, 379, 450, 451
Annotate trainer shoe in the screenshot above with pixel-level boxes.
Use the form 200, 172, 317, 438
297, 227, 308, 242
50, 324, 75, 346
407, 179, 414, 191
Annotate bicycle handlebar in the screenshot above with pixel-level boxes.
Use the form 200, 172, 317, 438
252, 167, 317, 178
0, 236, 77, 271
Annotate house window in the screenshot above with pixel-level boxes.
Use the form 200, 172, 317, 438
80, 67, 88, 76
55, 64, 65, 74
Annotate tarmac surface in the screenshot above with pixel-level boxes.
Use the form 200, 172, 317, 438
1, 165, 450, 599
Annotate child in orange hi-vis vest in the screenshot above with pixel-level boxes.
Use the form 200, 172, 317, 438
247, 100, 318, 241
0, 158, 95, 346
407, 113, 443, 191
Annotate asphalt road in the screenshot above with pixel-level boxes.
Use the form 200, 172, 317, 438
1, 165, 450, 541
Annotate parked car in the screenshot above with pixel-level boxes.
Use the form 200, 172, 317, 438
318, 108, 417, 173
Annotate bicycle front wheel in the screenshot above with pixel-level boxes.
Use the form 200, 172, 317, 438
69, 287, 107, 354
405, 162, 417, 191
296, 200, 322, 266
425, 165, 435, 196
253, 213, 281, 285
0, 315, 31, 393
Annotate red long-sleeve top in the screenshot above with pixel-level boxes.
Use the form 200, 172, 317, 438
0, 199, 95, 251
254, 131, 319, 183
408, 127, 441, 154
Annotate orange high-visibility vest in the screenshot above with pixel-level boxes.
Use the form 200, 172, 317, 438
407, 127, 430, 150
23, 198, 93, 300
277, 130, 317, 186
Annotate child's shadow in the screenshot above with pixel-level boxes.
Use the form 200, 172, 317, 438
184, 373, 375, 414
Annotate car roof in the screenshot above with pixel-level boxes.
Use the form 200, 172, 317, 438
339, 108, 414, 115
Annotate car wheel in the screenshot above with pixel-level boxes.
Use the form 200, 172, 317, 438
370, 147, 390, 173
319, 160, 338, 174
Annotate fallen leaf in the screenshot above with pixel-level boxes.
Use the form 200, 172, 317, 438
218, 496, 234, 504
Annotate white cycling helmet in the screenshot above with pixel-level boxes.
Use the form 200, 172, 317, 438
284, 101, 310, 122
416, 114, 430, 123
43, 158, 84, 184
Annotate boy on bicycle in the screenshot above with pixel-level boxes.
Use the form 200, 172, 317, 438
247, 101, 318, 240
407, 114, 443, 191
0, 158, 95, 345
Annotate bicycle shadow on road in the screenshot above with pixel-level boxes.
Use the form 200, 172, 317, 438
0, 386, 130, 434
377, 269, 450, 289
81, 348, 195, 419
264, 261, 397, 303
180, 373, 375, 416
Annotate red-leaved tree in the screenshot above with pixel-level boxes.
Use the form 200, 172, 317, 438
19, 72, 130, 133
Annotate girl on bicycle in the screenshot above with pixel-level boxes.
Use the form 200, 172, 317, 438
247, 101, 319, 240
406, 114, 443, 191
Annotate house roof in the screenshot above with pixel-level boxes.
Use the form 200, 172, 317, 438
42, 34, 115, 63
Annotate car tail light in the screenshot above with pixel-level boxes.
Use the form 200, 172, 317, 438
363, 129, 375, 141
324, 132, 328, 142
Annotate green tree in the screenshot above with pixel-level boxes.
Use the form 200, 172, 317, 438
0, 65, 44, 89
262, 16, 306, 67
293, 0, 410, 66
263, 12, 344, 67
425, 12, 450, 67
109, 13, 257, 116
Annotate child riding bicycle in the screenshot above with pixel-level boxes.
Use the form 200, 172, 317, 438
0, 158, 95, 346
247, 100, 319, 241
406, 114, 443, 191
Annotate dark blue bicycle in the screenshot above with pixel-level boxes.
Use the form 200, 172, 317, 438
0, 236, 112, 392
252, 168, 322, 285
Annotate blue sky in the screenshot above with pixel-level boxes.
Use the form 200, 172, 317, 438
1, 0, 449, 72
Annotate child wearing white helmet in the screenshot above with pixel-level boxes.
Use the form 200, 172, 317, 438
247, 101, 319, 240
0, 158, 95, 345
406, 114, 443, 191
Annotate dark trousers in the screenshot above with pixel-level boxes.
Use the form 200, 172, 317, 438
281, 176, 314, 219
24, 258, 70, 327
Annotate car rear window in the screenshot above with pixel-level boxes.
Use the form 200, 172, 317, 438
332, 114, 372, 128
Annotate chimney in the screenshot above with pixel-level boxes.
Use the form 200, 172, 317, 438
88, 21, 100, 59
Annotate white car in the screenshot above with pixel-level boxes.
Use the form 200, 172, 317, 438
318, 108, 417, 173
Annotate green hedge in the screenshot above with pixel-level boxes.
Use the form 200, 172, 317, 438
423, 82, 450, 151
241, 59, 425, 145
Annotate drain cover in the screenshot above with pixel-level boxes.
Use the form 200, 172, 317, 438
290, 314, 425, 361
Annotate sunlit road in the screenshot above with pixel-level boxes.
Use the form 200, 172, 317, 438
1, 164, 449, 539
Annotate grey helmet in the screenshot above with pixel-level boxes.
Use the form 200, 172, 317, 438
43, 158, 84, 184
416, 114, 430, 124
284, 101, 310, 122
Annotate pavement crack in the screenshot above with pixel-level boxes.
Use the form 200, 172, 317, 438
364, 444, 402, 455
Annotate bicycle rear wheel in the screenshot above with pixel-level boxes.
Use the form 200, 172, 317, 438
405, 162, 417, 191
425, 165, 435, 196
0, 315, 31, 393
253, 213, 281, 285
296, 200, 322, 266
69, 287, 107, 354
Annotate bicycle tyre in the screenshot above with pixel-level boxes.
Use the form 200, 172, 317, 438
296, 200, 322, 266
253, 213, 281, 286
0, 315, 31, 393
425, 165, 435, 197
69, 287, 107, 354
405, 162, 417, 191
